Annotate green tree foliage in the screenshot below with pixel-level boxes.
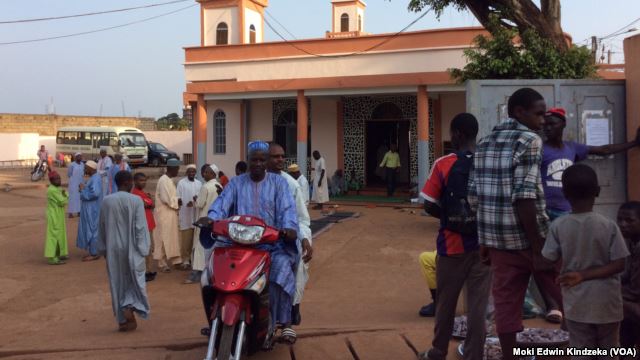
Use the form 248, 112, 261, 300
449, 20, 597, 82
156, 113, 190, 130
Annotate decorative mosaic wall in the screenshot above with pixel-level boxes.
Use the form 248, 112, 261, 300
342, 95, 434, 186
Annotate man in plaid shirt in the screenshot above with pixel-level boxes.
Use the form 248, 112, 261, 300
469, 88, 562, 360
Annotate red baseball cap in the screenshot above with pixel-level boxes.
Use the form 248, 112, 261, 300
545, 108, 566, 121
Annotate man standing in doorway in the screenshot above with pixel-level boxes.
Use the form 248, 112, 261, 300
154, 159, 182, 273
312, 150, 329, 211
176, 164, 202, 270
379, 143, 401, 197
98, 170, 150, 332
98, 147, 113, 198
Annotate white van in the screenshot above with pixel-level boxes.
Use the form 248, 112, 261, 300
56, 126, 148, 165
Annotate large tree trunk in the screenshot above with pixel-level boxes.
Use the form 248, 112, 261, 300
462, 0, 569, 52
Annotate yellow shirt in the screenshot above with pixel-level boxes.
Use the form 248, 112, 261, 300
379, 151, 401, 168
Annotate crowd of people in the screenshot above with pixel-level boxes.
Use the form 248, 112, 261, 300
44, 144, 318, 341
41, 86, 640, 355
417, 88, 640, 360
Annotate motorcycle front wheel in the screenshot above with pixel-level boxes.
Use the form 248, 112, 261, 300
217, 323, 236, 360
31, 170, 43, 182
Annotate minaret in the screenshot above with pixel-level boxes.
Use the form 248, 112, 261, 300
197, 0, 268, 46
330, 0, 366, 36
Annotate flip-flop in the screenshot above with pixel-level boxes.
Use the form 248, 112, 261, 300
160, 266, 171, 273
82, 255, 100, 262
48, 259, 66, 265
545, 309, 563, 324
278, 328, 297, 345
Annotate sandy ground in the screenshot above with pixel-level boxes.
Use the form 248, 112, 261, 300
0, 168, 556, 360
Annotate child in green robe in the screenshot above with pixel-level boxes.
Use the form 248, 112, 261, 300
45, 171, 69, 265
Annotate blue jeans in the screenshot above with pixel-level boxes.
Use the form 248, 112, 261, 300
385, 167, 397, 197
546, 208, 569, 222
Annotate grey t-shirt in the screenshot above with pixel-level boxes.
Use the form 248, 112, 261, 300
542, 212, 630, 324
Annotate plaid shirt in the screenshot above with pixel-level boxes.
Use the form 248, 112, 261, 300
468, 118, 548, 250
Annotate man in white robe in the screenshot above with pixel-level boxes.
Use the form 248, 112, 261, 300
176, 164, 202, 269
67, 153, 84, 217
288, 164, 310, 206
312, 150, 329, 210
97, 147, 113, 198
153, 158, 182, 272
185, 164, 222, 284
98, 170, 150, 332
268, 144, 313, 326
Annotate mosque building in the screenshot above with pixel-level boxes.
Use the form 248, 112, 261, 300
184, 0, 487, 189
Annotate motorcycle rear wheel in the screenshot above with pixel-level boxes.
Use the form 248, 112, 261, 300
217, 323, 236, 360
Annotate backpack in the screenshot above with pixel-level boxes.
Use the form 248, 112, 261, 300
440, 151, 477, 236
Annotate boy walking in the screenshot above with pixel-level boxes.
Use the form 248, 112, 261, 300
617, 201, 640, 349
470, 88, 562, 359
131, 173, 157, 282
542, 164, 629, 355
420, 113, 491, 360
45, 171, 69, 265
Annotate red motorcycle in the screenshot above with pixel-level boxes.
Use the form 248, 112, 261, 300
198, 215, 281, 360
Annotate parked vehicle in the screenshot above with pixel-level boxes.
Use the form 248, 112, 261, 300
56, 127, 148, 166
197, 215, 281, 360
147, 141, 179, 167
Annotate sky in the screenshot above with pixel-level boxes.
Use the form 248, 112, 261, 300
0, 0, 639, 119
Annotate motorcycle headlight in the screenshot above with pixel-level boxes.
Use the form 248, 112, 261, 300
228, 223, 264, 244
245, 273, 267, 293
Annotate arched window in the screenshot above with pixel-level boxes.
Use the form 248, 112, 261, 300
213, 110, 226, 154
340, 13, 349, 32
216, 23, 228, 45
358, 15, 362, 32
249, 24, 256, 44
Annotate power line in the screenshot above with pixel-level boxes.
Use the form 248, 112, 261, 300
0, 4, 196, 46
0, 0, 190, 24
264, 10, 297, 40
599, 16, 640, 40
263, 8, 431, 58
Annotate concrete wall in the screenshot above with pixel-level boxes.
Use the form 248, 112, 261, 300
438, 92, 467, 143
311, 97, 338, 178
0, 113, 156, 136
624, 34, 640, 200
145, 131, 192, 159
206, 101, 241, 175
248, 99, 273, 141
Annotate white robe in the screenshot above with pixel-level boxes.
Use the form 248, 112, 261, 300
280, 172, 312, 305
297, 174, 310, 206
192, 179, 221, 271
67, 162, 84, 214
97, 191, 150, 324
176, 177, 202, 231
97, 156, 113, 198
153, 175, 181, 261
312, 157, 329, 203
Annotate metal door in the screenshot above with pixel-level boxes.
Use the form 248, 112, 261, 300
467, 80, 627, 219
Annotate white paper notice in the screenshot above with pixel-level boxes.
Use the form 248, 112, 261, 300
585, 118, 610, 146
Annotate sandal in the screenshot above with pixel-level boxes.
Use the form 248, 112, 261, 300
82, 255, 100, 262
278, 327, 297, 345
545, 309, 563, 324
160, 266, 171, 273
48, 258, 66, 265
123, 307, 137, 331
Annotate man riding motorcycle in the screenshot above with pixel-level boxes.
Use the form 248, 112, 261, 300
196, 141, 299, 344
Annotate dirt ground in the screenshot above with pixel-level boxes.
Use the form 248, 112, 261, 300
0, 167, 554, 360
